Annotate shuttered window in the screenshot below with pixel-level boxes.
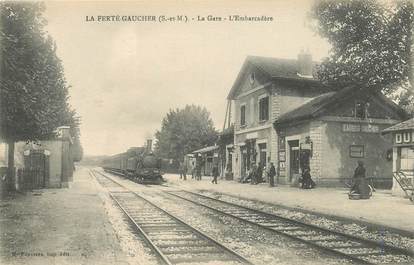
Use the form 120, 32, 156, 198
259, 96, 269, 121
240, 105, 246, 126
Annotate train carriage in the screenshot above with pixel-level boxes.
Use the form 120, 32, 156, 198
102, 146, 163, 184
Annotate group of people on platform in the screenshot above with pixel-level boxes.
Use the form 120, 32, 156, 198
179, 157, 372, 199
240, 161, 316, 190
241, 162, 277, 186
178, 158, 208, 182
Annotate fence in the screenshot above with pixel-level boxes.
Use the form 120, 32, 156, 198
19, 168, 45, 190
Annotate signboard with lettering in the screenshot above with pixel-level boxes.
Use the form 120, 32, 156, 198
394, 131, 414, 145
342, 123, 379, 133
361, 124, 379, 133
342, 123, 360, 132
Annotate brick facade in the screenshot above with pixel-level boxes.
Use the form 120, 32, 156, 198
309, 120, 323, 181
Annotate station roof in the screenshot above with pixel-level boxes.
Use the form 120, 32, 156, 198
274, 91, 336, 127
246, 56, 314, 80
227, 56, 327, 100
274, 85, 407, 128
192, 145, 219, 154
382, 118, 414, 133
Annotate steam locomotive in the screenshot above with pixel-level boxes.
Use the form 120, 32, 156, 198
102, 145, 164, 184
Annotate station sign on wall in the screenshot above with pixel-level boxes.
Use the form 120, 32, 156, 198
342, 123, 379, 133
394, 131, 414, 145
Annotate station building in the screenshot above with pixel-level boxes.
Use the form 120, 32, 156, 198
1, 126, 75, 190
274, 86, 407, 187
226, 52, 407, 187
382, 118, 414, 198
226, 53, 327, 181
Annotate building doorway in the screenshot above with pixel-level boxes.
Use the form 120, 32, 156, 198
240, 146, 248, 178
258, 143, 267, 168
23, 150, 49, 189
288, 140, 300, 182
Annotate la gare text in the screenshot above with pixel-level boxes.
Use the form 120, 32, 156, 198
85, 15, 274, 23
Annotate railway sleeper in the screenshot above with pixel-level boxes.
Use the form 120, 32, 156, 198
350, 251, 385, 257
148, 234, 199, 240
147, 231, 192, 235
336, 247, 383, 255
136, 212, 166, 216
151, 237, 201, 242
167, 252, 234, 264
156, 241, 212, 248
231, 214, 258, 218
140, 224, 183, 229
138, 222, 178, 226
161, 247, 222, 255
284, 231, 316, 237
306, 237, 344, 242
270, 226, 303, 231
135, 219, 173, 223
331, 244, 369, 249
147, 229, 190, 234
133, 215, 167, 219
256, 222, 286, 227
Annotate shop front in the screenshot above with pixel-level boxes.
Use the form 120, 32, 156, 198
233, 128, 271, 181
382, 119, 414, 200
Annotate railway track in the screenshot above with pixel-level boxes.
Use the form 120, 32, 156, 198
166, 190, 414, 265
90, 170, 252, 265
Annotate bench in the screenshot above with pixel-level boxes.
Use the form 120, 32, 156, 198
393, 171, 414, 202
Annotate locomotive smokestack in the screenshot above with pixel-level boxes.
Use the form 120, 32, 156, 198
146, 139, 153, 153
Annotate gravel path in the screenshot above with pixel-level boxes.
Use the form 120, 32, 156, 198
197, 190, 414, 253
0, 167, 129, 265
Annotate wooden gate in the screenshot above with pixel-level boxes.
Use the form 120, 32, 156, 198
23, 150, 49, 190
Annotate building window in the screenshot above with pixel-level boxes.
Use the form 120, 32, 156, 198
240, 105, 246, 126
249, 72, 255, 84
259, 96, 269, 121
355, 101, 366, 119
349, 145, 364, 158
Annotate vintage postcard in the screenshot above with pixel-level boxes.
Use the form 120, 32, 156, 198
1, 0, 413, 264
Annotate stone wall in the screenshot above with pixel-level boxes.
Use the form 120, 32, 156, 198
321, 121, 393, 188
309, 120, 324, 181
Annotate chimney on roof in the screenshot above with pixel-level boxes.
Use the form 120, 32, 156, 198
146, 139, 153, 153
297, 50, 313, 78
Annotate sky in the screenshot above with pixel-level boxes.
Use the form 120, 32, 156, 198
43, 0, 331, 156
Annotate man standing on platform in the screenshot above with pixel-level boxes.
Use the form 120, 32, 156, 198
211, 163, 219, 184
268, 162, 276, 187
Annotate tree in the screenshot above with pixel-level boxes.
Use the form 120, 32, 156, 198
0, 2, 81, 187
310, 0, 414, 111
155, 105, 218, 160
